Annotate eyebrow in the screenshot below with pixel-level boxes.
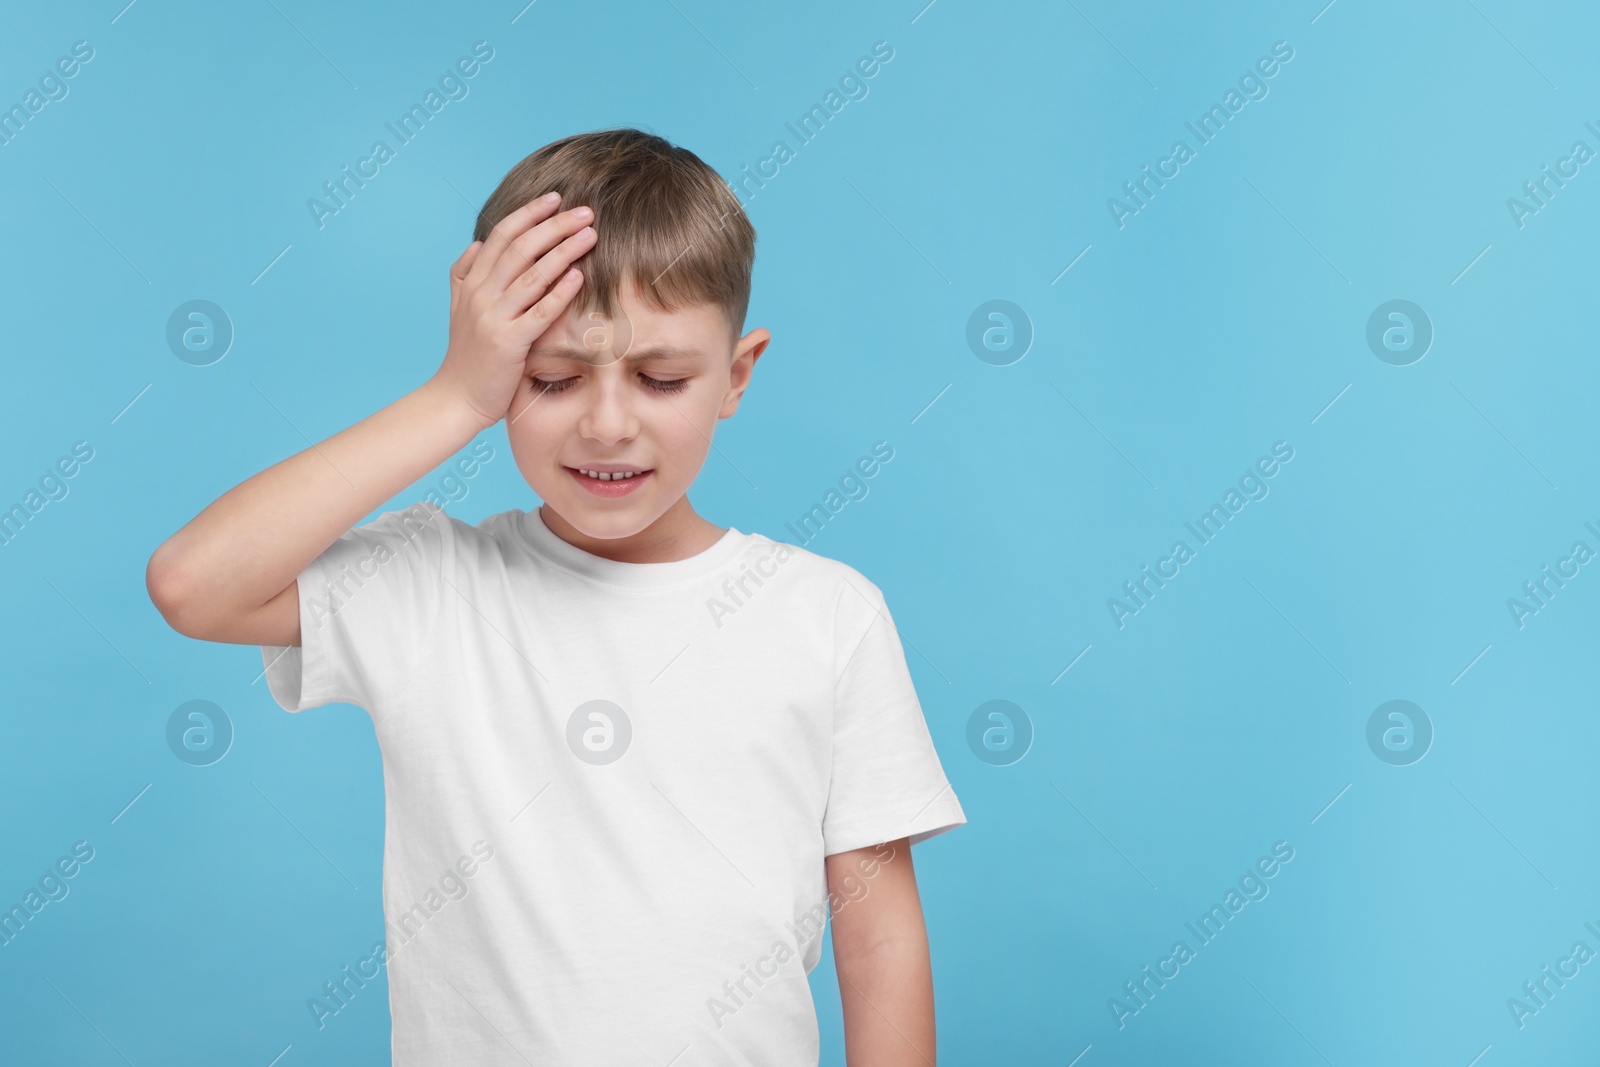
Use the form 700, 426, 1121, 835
530, 344, 703, 366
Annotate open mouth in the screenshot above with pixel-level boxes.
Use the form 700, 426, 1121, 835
574, 468, 648, 482
566, 466, 654, 496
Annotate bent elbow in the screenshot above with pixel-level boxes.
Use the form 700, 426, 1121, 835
146, 543, 204, 637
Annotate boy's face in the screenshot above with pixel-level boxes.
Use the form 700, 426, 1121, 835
507, 274, 768, 552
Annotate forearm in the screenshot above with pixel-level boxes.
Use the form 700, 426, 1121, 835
836, 929, 936, 1065
148, 376, 485, 633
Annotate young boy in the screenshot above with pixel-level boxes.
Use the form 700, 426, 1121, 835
147, 128, 965, 1065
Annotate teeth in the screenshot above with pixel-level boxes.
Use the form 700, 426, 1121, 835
579, 469, 640, 481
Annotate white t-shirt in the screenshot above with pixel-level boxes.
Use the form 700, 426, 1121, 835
260, 501, 966, 1066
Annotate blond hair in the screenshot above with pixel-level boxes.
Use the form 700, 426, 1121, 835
474, 127, 756, 341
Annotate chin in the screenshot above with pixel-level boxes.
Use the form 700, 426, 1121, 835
552, 495, 662, 539
567, 514, 646, 540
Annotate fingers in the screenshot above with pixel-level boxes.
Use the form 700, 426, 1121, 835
500, 224, 597, 317
486, 204, 595, 294
466, 193, 564, 289
513, 266, 585, 336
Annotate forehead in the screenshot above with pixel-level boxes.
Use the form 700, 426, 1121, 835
531, 277, 730, 363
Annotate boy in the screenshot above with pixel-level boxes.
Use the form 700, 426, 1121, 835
147, 128, 965, 1065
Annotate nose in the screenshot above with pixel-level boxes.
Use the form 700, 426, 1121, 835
576, 366, 640, 446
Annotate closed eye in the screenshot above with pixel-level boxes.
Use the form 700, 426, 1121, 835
529, 374, 689, 396
529, 376, 578, 395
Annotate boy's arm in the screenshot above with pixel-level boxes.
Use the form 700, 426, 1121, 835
145, 195, 598, 648
827, 838, 937, 1066
147, 382, 484, 647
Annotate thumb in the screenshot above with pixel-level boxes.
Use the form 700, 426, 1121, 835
450, 242, 483, 309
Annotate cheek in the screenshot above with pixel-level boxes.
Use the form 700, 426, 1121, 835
655, 389, 721, 451
506, 409, 566, 468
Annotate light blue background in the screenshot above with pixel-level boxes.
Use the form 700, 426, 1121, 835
3, 0, 1597, 1063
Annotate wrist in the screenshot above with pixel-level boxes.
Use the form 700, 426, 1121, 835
420, 373, 499, 435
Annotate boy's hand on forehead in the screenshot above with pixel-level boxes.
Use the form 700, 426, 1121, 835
430, 192, 598, 431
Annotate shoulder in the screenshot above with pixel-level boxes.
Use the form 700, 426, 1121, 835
347, 502, 516, 570
327, 502, 459, 563
355, 501, 483, 551
388, 503, 536, 552
733, 531, 891, 639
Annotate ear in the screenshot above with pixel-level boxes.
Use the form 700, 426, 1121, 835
720, 327, 770, 419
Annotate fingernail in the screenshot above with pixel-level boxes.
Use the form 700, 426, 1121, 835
542, 191, 560, 203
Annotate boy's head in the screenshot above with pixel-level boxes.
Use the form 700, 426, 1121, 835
474, 128, 769, 550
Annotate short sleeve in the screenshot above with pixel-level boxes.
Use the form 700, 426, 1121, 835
260, 501, 454, 713
821, 580, 967, 856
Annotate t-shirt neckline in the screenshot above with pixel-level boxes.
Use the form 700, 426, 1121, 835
514, 506, 746, 587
